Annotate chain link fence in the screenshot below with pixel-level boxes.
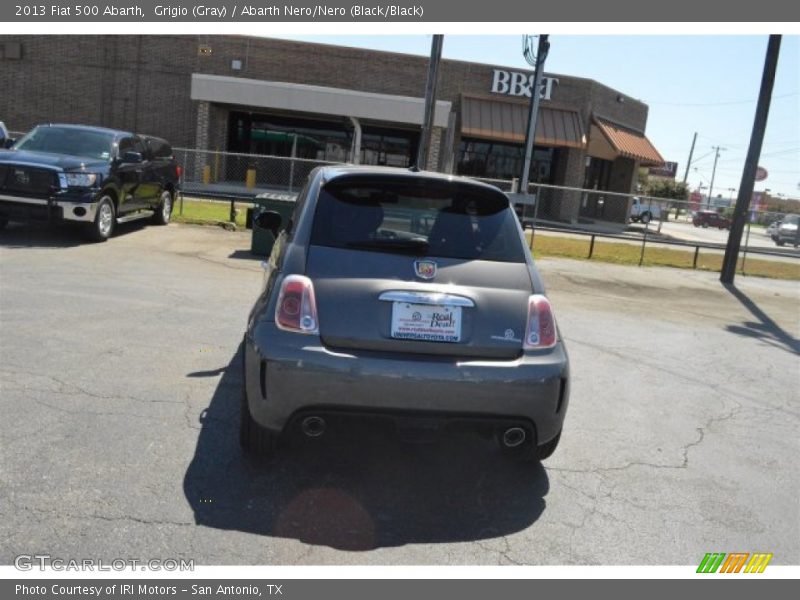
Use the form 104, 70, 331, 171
175, 147, 340, 197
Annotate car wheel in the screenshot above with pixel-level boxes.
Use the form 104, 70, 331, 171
640, 212, 651, 225
87, 196, 115, 242
536, 431, 562, 460
152, 190, 173, 225
776, 240, 785, 247
702, 222, 708, 228
239, 368, 277, 456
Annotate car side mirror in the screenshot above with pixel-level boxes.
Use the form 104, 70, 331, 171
255, 210, 282, 236
2, 138, 14, 149
120, 151, 143, 164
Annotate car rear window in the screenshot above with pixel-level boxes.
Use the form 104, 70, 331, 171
146, 137, 173, 159
310, 175, 526, 262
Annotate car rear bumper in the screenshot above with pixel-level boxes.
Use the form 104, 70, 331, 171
0, 193, 98, 223
244, 322, 570, 444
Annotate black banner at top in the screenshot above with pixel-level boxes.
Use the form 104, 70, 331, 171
2, 0, 799, 22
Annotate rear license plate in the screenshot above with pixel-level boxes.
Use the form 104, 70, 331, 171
390, 302, 462, 343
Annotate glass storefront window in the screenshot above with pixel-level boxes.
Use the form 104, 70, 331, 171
457, 138, 557, 183
228, 112, 419, 168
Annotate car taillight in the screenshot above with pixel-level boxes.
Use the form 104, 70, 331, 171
523, 294, 557, 350
275, 275, 319, 334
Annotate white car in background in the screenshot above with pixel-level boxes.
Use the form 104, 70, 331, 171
765, 220, 781, 239
629, 197, 662, 224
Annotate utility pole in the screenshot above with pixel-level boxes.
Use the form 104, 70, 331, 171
721, 35, 781, 285
682, 132, 697, 184
416, 34, 444, 171
520, 34, 550, 193
706, 145, 725, 208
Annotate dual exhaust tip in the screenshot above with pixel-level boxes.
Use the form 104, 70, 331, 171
301, 416, 528, 449
501, 426, 527, 448
301, 416, 326, 438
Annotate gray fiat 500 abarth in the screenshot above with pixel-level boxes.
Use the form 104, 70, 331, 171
242, 166, 569, 461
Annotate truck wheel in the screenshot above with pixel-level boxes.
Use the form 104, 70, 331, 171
239, 383, 277, 456
87, 196, 115, 242
537, 431, 562, 460
152, 190, 173, 225
640, 212, 651, 225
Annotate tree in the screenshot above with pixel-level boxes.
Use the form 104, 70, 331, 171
645, 178, 689, 201
644, 179, 690, 219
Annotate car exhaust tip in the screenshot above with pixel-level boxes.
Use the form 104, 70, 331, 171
502, 427, 526, 448
301, 416, 326, 438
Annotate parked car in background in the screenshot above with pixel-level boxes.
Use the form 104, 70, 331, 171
692, 210, 731, 229
774, 214, 800, 247
0, 124, 180, 241
242, 166, 570, 462
765, 220, 782, 240
629, 197, 661, 224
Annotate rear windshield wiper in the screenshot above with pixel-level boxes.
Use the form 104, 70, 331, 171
344, 238, 430, 254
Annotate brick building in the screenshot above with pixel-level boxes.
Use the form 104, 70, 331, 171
0, 35, 664, 223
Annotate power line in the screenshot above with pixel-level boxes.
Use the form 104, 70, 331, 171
646, 92, 797, 107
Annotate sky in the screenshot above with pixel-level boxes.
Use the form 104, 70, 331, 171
272, 34, 799, 199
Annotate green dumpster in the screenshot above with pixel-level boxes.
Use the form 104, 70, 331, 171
250, 192, 296, 256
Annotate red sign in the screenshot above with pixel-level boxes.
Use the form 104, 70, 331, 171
689, 191, 703, 212
755, 166, 768, 182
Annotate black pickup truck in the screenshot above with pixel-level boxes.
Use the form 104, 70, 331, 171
0, 123, 180, 241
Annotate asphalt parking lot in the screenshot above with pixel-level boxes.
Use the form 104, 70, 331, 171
1, 222, 798, 565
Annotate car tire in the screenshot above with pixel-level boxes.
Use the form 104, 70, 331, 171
86, 196, 115, 242
536, 431, 562, 460
702, 222, 708, 228
640, 212, 651, 225
152, 189, 173, 225
239, 367, 277, 456
776, 240, 785, 247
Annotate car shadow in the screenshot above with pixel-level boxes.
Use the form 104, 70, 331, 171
228, 249, 263, 261
0, 220, 149, 248
183, 344, 549, 553
723, 283, 800, 356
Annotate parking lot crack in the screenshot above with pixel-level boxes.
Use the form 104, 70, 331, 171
549, 403, 742, 475
1, 368, 184, 407
8, 500, 194, 528
29, 398, 165, 421
566, 339, 798, 419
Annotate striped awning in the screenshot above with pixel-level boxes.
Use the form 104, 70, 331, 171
592, 117, 664, 166
461, 96, 586, 148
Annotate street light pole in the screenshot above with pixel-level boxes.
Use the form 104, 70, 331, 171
706, 145, 725, 208
520, 34, 550, 194
682, 132, 697, 184
721, 35, 781, 284
416, 34, 444, 171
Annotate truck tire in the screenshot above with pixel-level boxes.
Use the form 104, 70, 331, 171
640, 212, 651, 225
86, 196, 115, 242
152, 189, 173, 225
